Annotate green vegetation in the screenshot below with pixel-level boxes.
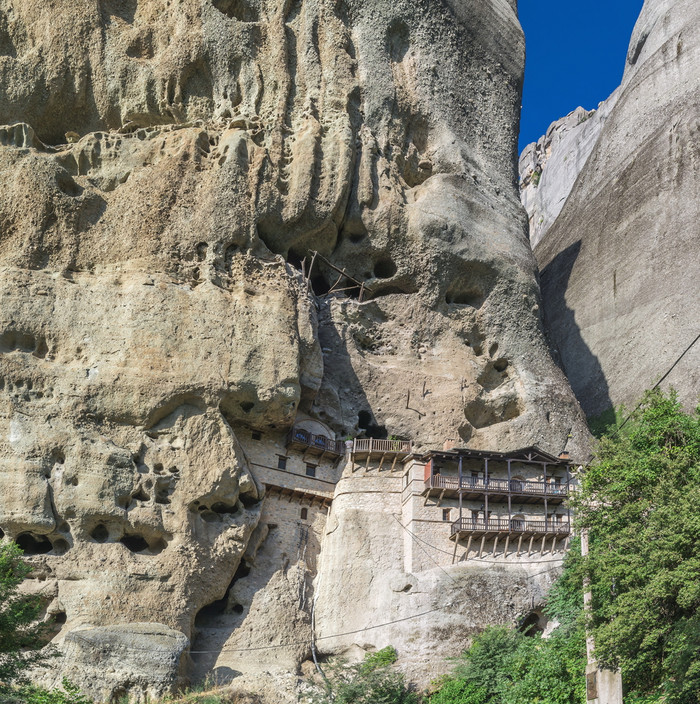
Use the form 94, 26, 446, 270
0, 542, 53, 686
571, 389, 700, 703
430, 390, 699, 704
428, 542, 586, 704
312, 648, 419, 704
531, 170, 541, 186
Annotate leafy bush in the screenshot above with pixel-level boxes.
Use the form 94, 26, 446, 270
311, 647, 420, 704
0, 680, 92, 704
572, 390, 700, 703
0, 542, 54, 686
360, 646, 398, 674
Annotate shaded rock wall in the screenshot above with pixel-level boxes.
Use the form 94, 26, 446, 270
0, 0, 588, 699
526, 0, 700, 418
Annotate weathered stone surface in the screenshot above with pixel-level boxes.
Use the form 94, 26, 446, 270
48, 624, 189, 703
0, 0, 588, 698
528, 0, 700, 418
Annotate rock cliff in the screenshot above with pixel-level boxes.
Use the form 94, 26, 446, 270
0, 0, 587, 700
523, 0, 700, 418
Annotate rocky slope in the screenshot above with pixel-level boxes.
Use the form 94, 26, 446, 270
523, 0, 700, 418
0, 0, 587, 700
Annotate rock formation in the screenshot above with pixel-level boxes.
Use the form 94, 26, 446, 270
522, 0, 700, 418
0, 0, 588, 700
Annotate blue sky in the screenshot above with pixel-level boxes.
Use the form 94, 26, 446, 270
518, 0, 645, 152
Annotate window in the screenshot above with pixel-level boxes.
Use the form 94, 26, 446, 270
442, 509, 451, 522
277, 456, 287, 470
251, 431, 261, 441
301, 508, 308, 520
306, 464, 316, 478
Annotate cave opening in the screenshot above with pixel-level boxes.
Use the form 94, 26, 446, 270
15, 533, 53, 555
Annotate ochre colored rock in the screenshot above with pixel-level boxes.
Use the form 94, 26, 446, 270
0, 0, 587, 699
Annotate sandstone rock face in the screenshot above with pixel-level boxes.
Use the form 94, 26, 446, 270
528, 0, 700, 418
53, 624, 190, 703
0, 0, 587, 698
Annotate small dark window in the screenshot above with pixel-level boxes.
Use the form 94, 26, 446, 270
301, 508, 308, 520
252, 432, 261, 441
442, 509, 451, 522
277, 456, 287, 470
306, 464, 316, 478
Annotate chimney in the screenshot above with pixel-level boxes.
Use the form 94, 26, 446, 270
443, 439, 457, 451
559, 451, 570, 461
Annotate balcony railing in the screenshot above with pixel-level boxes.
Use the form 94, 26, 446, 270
286, 427, 344, 456
451, 517, 571, 536
425, 475, 569, 497
352, 438, 413, 455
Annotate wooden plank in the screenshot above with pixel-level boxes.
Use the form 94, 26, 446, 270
517, 534, 523, 556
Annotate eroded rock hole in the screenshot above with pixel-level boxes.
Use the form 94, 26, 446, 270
212, 502, 238, 515
132, 487, 150, 502
357, 411, 387, 439
446, 287, 484, 308
374, 259, 397, 279
212, 0, 259, 22
52, 538, 70, 556
120, 535, 149, 553
239, 401, 255, 413
386, 19, 410, 63
91, 524, 109, 543
16, 533, 52, 556
195, 559, 250, 626
53, 611, 67, 625
494, 359, 509, 373
196, 242, 208, 262
240, 492, 260, 508
519, 611, 544, 637
310, 275, 330, 296
0, 528, 4, 539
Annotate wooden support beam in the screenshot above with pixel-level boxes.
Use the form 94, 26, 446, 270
540, 536, 546, 555
391, 454, 399, 472
378, 453, 386, 471
423, 489, 431, 507
528, 535, 535, 556
551, 536, 557, 554
464, 535, 473, 562
493, 536, 499, 557
504, 535, 510, 557
517, 534, 524, 556
452, 536, 459, 564
365, 453, 371, 471
478, 535, 486, 558
437, 488, 446, 507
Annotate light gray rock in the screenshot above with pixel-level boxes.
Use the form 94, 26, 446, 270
50, 624, 189, 703
529, 0, 700, 417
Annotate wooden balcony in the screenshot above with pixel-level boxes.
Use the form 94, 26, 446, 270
351, 438, 413, 470
424, 475, 569, 504
450, 517, 571, 540
286, 427, 344, 458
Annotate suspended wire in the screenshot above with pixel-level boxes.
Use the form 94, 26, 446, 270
616, 332, 700, 433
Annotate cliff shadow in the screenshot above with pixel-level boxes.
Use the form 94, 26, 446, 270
539, 240, 612, 420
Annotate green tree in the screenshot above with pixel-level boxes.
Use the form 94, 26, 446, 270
0, 541, 52, 686
429, 540, 586, 704
312, 647, 420, 704
572, 389, 700, 703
